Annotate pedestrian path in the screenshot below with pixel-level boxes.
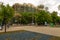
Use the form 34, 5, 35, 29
0, 26, 60, 37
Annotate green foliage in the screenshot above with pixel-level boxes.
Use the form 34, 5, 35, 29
36, 10, 52, 25
5, 4, 14, 23
0, 4, 5, 24
0, 3, 60, 26
51, 11, 58, 24
0, 4, 14, 24
21, 12, 32, 24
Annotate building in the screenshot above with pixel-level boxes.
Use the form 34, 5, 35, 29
12, 3, 37, 13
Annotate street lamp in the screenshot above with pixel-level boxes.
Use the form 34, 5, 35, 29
31, 8, 35, 25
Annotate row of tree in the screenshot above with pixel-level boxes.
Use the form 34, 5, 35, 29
17, 10, 60, 25
12, 3, 60, 25
0, 3, 60, 26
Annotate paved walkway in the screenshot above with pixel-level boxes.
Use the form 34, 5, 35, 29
0, 26, 60, 37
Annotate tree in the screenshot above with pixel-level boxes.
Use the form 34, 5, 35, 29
4, 4, 14, 24
45, 7, 48, 11
21, 12, 32, 24
0, 3, 4, 26
38, 4, 44, 9
56, 16, 60, 24
51, 11, 58, 24
0, 3, 14, 32
36, 10, 52, 25
2, 4, 14, 32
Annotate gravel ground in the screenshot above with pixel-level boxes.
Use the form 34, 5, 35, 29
0, 25, 60, 37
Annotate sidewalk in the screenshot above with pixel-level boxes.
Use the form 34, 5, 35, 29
0, 26, 60, 37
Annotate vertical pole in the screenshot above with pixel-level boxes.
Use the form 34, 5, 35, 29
32, 12, 33, 25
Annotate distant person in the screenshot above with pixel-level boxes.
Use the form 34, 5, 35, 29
45, 21, 47, 26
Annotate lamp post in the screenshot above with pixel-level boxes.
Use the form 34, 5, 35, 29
32, 7, 35, 25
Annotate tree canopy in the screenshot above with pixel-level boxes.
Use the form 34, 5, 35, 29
0, 3, 60, 26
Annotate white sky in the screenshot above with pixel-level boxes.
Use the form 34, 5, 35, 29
0, 0, 60, 15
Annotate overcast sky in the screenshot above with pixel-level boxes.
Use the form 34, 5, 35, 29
0, 0, 60, 15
